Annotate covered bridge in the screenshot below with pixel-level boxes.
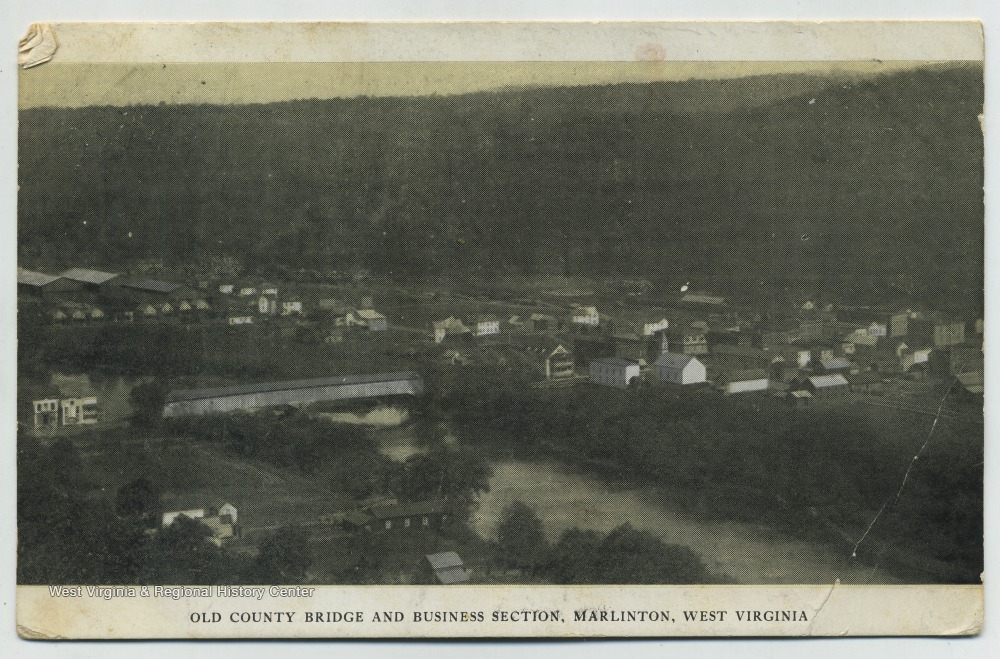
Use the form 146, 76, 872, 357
163, 372, 423, 418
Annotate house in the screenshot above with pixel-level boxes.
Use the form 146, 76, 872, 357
239, 287, 257, 297
122, 279, 198, 301
642, 318, 670, 336
569, 306, 600, 326
589, 357, 641, 389
178, 300, 193, 312
159, 303, 173, 315
899, 347, 932, 373
786, 389, 813, 407
506, 315, 525, 332
228, 316, 254, 325
909, 314, 965, 348
367, 499, 449, 532
666, 330, 708, 356
60, 267, 120, 291
262, 287, 278, 296
60, 397, 98, 425
281, 301, 303, 315
32, 399, 60, 429
473, 315, 500, 337
816, 357, 852, 374
526, 313, 558, 332
846, 372, 882, 393
799, 318, 824, 341
717, 369, 769, 395
804, 374, 850, 399
425, 552, 470, 585
354, 309, 388, 331
194, 299, 211, 311
161, 501, 239, 547
432, 316, 471, 343
443, 349, 472, 366
522, 337, 574, 380
258, 296, 277, 315
18, 268, 80, 296
219, 284, 234, 294
654, 353, 706, 385
138, 304, 157, 317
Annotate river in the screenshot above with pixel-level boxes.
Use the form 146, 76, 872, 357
362, 411, 897, 584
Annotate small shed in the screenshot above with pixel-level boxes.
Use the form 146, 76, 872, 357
425, 552, 470, 585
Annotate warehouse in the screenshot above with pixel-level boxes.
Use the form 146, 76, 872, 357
163, 372, 423, 417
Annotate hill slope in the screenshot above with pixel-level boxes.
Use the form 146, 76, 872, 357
18, 63, 983, 311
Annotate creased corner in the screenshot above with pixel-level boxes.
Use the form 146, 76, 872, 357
17, 622, 66, 640
19, 23, 58, 69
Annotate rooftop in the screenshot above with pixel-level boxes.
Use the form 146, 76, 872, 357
18, 268, 61, 287
654, 352, 699, 369
165, 372, 422, 403
123, 279, 184, 294
591, 357, 640, 368
808, 374, 850, 388
61, 267, 119, 285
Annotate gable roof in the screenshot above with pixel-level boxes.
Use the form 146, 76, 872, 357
61, 267, 118, 285
820, 358, 852, 370
425, 551, 470, 584
654, 352, 699, 369
165, 372, 422, 404
808, 374, 850, 388
123, 279, 184, 294
18, 268, 61, 287
356, 309, 386, 321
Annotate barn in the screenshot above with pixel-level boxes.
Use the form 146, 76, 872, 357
162, 372, 424, 418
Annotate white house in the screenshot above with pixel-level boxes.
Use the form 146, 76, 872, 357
355, 309, 388, 331
281, 301, 303, 315
654, 353, 706, 385
258, 296, 276, 315
33, 399, 59, 428
228, 316, 254, 325
432, 316, 471, 343
570, 306, 600, 326
239, 287, 257, 297
61, 397, 98, 425
262, 287, 278, 296
473, 315, 500, 337
642, 318, 670, 336
219, 284, 234, 294
162, 508, 206, 527
868, 322, 888, 337
590, 357, 641, 389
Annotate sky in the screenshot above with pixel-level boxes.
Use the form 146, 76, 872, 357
18, 60, 934, 109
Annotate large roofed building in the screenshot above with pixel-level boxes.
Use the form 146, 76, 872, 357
60, 267, 120, 287
163, 372, 423, 417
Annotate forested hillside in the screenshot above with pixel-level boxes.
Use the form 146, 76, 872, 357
19, 63, 982, 310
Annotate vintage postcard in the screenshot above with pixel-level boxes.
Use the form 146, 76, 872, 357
15, 21, 984, 638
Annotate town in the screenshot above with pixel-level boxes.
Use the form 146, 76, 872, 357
17, 256, 984, 586
16, 60, 984, 588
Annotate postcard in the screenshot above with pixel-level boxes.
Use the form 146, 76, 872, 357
15, 21, 984, 638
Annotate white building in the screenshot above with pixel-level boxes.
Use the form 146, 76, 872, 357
642, 318, 669, 336
473, 316, 500, 337
589, 358, 641, 389
219, 284, 234, 294
717, 370, 770, 395
570, 306, 600, 326
33, 399, 59, 428
228, 316, 254, 325
281, 301, 303, 315
654, 353, 706, 385
239, 287, 257, 297
61, 397, 98, 425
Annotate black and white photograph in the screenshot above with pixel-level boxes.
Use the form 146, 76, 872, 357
12, 20, 985, 639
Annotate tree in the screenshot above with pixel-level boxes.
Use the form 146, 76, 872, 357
129, 379, 169, 427
542, 528, 602, 584
252, 526, 312, 584
114, 476, 162, 528
492, 500, 547, 572
393, 445, 493, 521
